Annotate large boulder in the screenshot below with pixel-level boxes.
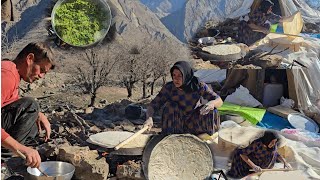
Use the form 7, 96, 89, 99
57, 146, 109, 180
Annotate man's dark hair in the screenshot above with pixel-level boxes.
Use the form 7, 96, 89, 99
15, 42, 55, 69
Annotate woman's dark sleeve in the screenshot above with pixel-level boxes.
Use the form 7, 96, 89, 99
267, 12, 282, 24
248, 11, 264, 25
149, 83, 170, 110
199, 82, 219, 101
238, 141, 260, 155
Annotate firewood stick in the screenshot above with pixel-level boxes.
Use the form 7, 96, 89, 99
65, 105, 90, 129
64, 127, 87, 145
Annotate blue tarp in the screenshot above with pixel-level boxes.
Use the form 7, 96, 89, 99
274, 25, 320, 39
301, 33, 320, 39
257, 112, 295, 131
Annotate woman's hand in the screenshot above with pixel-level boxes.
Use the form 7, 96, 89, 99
200, 99, 219, 115
36, 112, 51, 142
262, 28, 270, 35
278, 154, 292, 170
284, 162, 292, 169
200, 102, 215, 115
143, 117, 154, 131
253, 165, 262, 172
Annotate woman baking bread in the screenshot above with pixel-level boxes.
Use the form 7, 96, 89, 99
227, 131, 292, 178
237, 0, 298, 45
143, 61, 223, 136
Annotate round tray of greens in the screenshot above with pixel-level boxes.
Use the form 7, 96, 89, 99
51, 0, 112, 47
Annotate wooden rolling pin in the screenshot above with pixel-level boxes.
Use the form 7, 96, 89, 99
252, 29, 303, 38
250, 168, 294, 172
114, 126, 149, 150
16, 150, 49, 177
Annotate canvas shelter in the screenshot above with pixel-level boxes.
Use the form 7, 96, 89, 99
220, 69, 320, 118
227, 0, 320, 24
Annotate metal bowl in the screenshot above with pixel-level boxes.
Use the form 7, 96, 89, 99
27, 161, 75, 180
51, 0, 112, 47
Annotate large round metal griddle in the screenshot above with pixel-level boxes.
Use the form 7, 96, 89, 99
87, 131, 153, 155
142, 134, 213, 180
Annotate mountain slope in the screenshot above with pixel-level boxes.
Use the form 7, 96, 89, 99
2, 0, 189, 70
140, 0, 186, 18
160, 0, 244, 42
109, 0, 183, 44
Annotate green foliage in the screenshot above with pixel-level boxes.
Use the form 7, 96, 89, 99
54, 0, 109, 46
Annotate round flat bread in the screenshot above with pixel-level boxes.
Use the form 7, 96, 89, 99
202, 44, 241, 56
146, 134, 213, 180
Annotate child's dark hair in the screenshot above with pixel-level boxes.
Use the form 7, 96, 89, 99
259, 130, 279, 146
260, 0, 274, 14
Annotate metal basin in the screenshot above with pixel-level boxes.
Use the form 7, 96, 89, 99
51, 0, 112, 47
27, 161, 75, 180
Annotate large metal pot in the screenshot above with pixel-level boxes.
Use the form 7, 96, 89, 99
51, 0, 112, 47
26, 161, 75, 180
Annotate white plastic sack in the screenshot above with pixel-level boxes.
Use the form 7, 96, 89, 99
198, 37, 216, 45
225, 85, 262, 107
227, 0, 253, 19
281, 96, 295, 108
220, 120, 241, 129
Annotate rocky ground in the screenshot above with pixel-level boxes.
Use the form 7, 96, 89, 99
2, 70, 166, 180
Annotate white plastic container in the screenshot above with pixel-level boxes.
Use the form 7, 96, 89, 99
263, 83, 283, 107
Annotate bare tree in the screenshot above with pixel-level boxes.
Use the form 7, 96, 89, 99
139, 59, 152, 98
148, 42, 173, 95
117, 37, 190, 98
1, 29, 19, 54
119, 46, 142, 98
75, 47, 117, 107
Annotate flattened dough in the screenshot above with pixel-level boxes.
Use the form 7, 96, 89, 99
87, 131, 152, 148
202, 44, 241, 56
259, 170, 308, 180
283, 12, 303, 36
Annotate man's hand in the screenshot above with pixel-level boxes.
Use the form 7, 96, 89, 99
36, 112, 51, 142
2, 136, 42, 168
143, 117, 153, 131
20, 146, 41, 168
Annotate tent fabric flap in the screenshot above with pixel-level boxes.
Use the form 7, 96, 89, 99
218, 102, 266, 125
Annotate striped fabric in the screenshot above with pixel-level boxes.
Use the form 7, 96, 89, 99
227, 140, 279, 178
150, 81, 219, 135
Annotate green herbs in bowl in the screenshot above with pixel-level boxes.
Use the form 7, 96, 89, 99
52, 0, 111, 47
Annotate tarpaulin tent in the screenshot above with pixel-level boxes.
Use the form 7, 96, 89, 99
227, 0, 320, 24
220, 69, 320, 122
